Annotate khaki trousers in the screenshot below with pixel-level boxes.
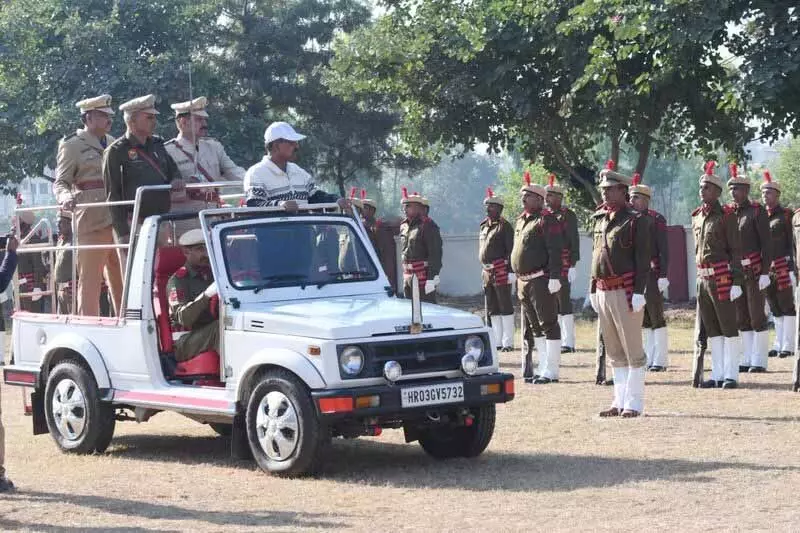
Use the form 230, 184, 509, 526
175, 321, 220, 362
78, 227, 122, 317
0, 382, 5, 478
597, 289, 645, 367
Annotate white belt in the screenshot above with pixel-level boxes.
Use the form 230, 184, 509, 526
698, 267, 715, 277
518, 270, 546, 281
741, 258, 752, 266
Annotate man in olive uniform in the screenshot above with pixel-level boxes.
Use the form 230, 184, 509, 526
103, 94, 185, 251
54, 210, 74, 315
512, 172, 563, 384
728, 164, 772, 373
16, 211, 48, 313
54, 94, 123, 316
545, 173, 580, 353
358, 190, 396, 282
399, 188, 443, 303
480, 187, 515, 352
760, 170, 796, 358
165, 97, 245, 236
628, 173, 671, 371
166, 229, 219, 361
793, 206, 800, 359
590, 161, 650, 416
0, 233, 19, 493
693, 161, 744, 388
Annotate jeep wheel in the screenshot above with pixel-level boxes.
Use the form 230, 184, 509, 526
245, 370, 327, 476
44, 361, 116, 454
209, 423, 232, 437
418, 405, 496, 459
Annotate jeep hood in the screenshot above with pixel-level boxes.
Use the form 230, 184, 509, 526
239, 295, 483, 339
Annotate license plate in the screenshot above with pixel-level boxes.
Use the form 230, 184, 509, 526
400, 382, 464, 408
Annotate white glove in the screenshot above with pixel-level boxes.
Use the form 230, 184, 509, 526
424, 275, 440, 295
203, 281, 218, 298
758, 274, 770, 291
18, 278, 28, 286
791, 272, 797, 288
567, 267, 576, 283
507, 272, 516, 285
547, 278, 561, 294
657, 277, 669, 293
589, 293, 599, 313
631, 293, 646, 312
730, 285, 743, 301
31, 287, 43, 302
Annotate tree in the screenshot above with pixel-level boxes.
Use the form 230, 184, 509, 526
770, 138, 800, 208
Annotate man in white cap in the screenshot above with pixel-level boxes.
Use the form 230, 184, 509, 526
512, 171, 563, 384
103, 94, 185, 248
166, 229, 219, 362
243, 121, 347, 211
165, 97, 245, 233
54, 94, 123, 316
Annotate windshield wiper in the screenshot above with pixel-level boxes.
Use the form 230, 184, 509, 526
252, 274, 308, 293
315, 270, 371, 288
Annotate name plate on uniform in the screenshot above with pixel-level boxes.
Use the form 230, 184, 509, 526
400, 382, 464, 408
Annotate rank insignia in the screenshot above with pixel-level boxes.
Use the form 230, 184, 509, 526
128, 149, 138, 160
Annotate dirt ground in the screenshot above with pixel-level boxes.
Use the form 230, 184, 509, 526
2, 318, 800, 532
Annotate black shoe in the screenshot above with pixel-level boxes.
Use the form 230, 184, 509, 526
739, 365, 751, 372
604, 379, 614, 386
561, 346, 575, 353
769, 349, 779, 358
700, 379, 721, 389
780, 351, 793, 358
0, 477, 15, 493
503, 347, 514, 352
649, 365, 666, 372
722, 379, 738, 389
533, 376, 553, 384
524, 377, 534, 384
748, 366, 767, 373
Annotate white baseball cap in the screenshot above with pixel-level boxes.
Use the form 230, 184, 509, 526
264, 121, 306, 143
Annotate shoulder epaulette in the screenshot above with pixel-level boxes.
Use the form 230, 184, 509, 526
62, 132, 77, 142
175, 266, 188, 279
542, 208, 552, 216
165, 138, 176, 145
152, 135, 165, 144
480, 217, 490, 226
691, 206, 702, 216
723, 204, 735, 215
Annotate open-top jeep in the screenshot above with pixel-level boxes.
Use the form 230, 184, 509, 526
3, 184, 514, 475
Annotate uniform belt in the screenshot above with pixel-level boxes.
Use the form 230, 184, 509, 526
697, 261, 730, 278
402, 261, 428, 273
697, 267, 715, 277
741, 258, 752, 266
517, 270, 546, 281
74, 180, 105, 191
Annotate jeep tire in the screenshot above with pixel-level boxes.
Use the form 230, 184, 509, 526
44, 360, 116, 454
418, 404, 496, 459
245, 369, 328, 476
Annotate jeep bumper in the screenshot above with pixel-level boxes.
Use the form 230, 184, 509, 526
312, 372, 514, 419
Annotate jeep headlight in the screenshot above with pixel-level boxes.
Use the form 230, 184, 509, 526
339, 346, 365, 376
464, 335, 484, 360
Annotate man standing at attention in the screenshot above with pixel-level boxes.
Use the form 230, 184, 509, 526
480, 187, 515, 352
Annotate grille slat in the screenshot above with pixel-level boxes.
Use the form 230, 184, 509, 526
371, 338, 461, 375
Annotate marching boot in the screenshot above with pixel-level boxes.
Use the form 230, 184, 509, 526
770, 316, 784, 357
643, 328, 655, 368
521, 344, 534, 383
560, 314, 576, 353
650, 327, 669, 371
600, 366, 629, 417
533, 337, 547, 383
501, 314, 515, 352
490, 315, 504, 351
535, 339, 562, 384
723, 335, 742, 388
703, 336, 726, 388
749, 330, 769, 372
622, 366, 646, 417
739, 330, 754, 372
780, 315, 796, 358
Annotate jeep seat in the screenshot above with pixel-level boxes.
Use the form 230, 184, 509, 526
153, 246, 220, 380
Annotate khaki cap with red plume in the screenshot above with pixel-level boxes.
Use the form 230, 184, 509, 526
544, 173, 564, 195
349, 186, 363, 209
699, 161, 724, 190
520, 170, 546, 198
400, 186, 428, 207
628, 172, 651, 198
598, 160, 632, 188
360, 189, 377, 209
726, 162, 751, 188
759, 169, 780, 193
483, 186, 504, 206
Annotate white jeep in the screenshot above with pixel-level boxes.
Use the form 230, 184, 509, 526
3, 189, 514, 476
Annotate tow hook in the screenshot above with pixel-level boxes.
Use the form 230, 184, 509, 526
464, 414, 474, 427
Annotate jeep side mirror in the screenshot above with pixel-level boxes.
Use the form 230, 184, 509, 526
384, 285, 394, 297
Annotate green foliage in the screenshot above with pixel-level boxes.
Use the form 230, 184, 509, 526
770, 139, 800, 209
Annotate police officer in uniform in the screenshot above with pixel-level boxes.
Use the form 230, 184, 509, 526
590, 161, 650, 416
693, 161, 744, 388
399, 188, 442, 303
357, 189, 396, 282
54, 94, 123, 316
103, 94, 185, 249
512, 173, 563, 384
16, 211, 47, 313
760, 170, 796, 358
628, 173, 671, 371
480, 187, 515, 352
793, 204, 800, 359
165, 97, 245, 235
544, 173, 580, 353
0, 233, 18, 493
166, 229, 219, 361
54, 210, 74, 315
727, 164, 772, 373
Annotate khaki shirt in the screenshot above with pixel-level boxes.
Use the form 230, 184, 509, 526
511, 209, 562, 278
479, 217, 514, 265
732, 200, 772, 275
767, 205, 793, 269
54, 129, 115, 234
641, 209, 669, 274
166, 263, 215, 330
165, 136, 245, 211
590, 205, 650, 293
692, 200, 743, 285
399, 216, 443, 277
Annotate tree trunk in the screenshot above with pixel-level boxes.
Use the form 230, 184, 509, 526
611, 135, 620, 167
542, 136, 600, 204
635, 136, 652, 175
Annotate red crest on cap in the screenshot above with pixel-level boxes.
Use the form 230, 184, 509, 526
523, 170, 531, 187
401, 186, 408, 199
729, 163, 738, 178
704, 161, 716, 175
605, 160, 616, 171
361, 189, 367, 200
763, 170, 772, 183
548, 173, 556, 187
486, 187, 494, 198
631, 172, 641, 186
15, 193, 23, 206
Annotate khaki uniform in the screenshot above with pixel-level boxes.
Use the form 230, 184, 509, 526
641, 209, 669, 329
480, 216, 514, 316
54, 237, 74, 315
165, 136, 245, 236
732, 200, 771, 332
166, 264, 219, 362
765, 205, 795, 317
400, 216, 443, 303
591, 205, 650, 368
54, 129, 123, 316
551, 207, 580, 313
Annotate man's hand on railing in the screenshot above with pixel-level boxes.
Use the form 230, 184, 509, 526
6, 234, 18, 253
337, 198, 352, 214
61, 198, 76, 212
170, 179, 186, 192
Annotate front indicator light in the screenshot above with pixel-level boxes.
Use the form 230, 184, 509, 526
355, 395, 381, 409
481, 383, 501, 395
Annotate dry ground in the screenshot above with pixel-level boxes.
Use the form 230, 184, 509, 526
2, 318, 800, 532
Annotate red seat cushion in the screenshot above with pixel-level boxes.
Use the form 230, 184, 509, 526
153, 247, 186, 353
175, 350, 220, 378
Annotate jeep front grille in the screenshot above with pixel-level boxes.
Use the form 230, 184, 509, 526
370, 338, 462, 376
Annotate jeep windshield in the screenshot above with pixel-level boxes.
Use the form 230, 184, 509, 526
221, 220, 380, 290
